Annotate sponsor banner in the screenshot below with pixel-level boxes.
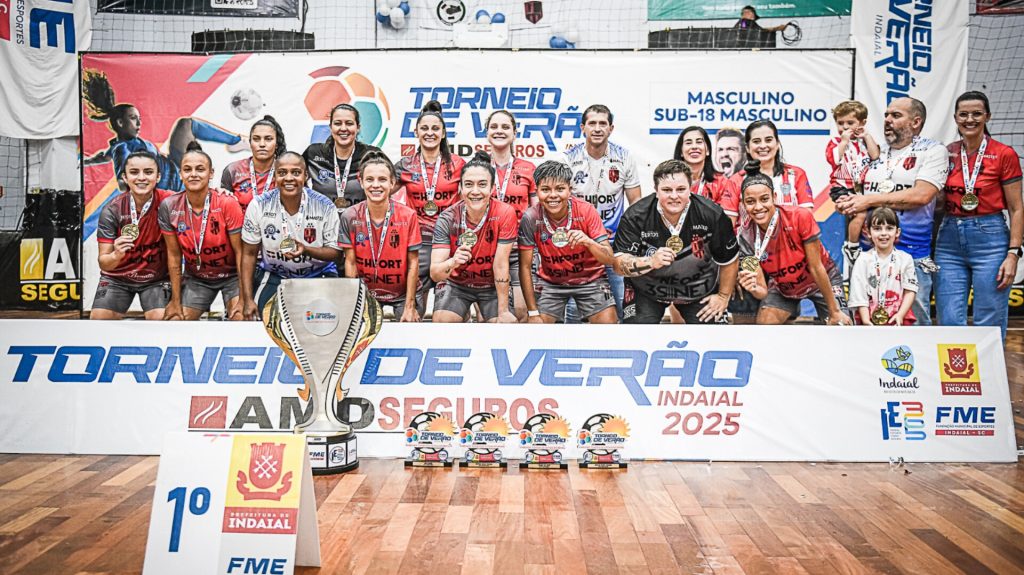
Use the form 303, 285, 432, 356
0, 0, 91, 138
97, 0, 300, 17
852, 0, 968, 143
80, 50, 853, 309
648, 0, 851, 21
0, 321, 1013, 462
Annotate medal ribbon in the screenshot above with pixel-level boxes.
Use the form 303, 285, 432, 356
693, 176, 708, 199
249, 158, 275, 199
542, 198, 573, 236
333, 152, 354, 203
419, 152, 442, 206
279, 188, 308, 242
656, 199, 690, 239
460, 201, 491, 239
753, 209, 780, 262
128, 192, 153, 227
883, 140, 915, 182
365, 200, 393, 284
874, 251, 896, 313
493, 158, 515, 202
188, 192, 211, 271
959, 136, 988, 204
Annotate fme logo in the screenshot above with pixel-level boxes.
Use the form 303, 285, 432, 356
226, 557, 288, 575
3, 0, 78, 51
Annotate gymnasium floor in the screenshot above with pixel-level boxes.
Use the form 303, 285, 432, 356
0, 323, 1021, 574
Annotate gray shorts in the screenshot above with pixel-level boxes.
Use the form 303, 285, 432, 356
535, 277, 614, 321
761, 278, 850, 322
93, 275, 170, 313
433, 282, 501, 321
509, 255, 521, 288
183, 275, 240, 312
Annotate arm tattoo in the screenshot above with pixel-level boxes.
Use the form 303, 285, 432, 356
617, 254, 654, 277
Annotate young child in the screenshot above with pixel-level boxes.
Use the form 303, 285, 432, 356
826, 100, 880, 267
848, 208, 918, 325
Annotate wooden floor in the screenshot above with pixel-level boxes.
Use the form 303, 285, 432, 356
0, 329, 1021, 575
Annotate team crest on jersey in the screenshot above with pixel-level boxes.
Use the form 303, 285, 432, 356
177, 221, 187, 233
903, 156, 916, 170
264, 224, 279, 239
608, 167, 620, 183
540, 231, 550, 242
318, 169, 332, 182
211, 219, 220, 235
304, 226, 317, 243
411, 173, 421, 183
485, 227, 495, 243
573, 171, 587, 185
356, 232, 367, 243
389, 229, 400, 249
692, 235, 705, 260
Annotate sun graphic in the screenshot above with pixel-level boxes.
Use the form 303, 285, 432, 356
540, 416, 572, 438
480, 417, 511, 435
600, 416, 630, 438
426, 415, 456, 435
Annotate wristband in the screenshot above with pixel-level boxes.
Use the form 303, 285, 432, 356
527, 310, 540, 317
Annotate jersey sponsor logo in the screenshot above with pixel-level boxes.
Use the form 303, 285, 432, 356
572, 171, 587, 185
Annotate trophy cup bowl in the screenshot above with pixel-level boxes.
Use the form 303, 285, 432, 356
262, 278, 382, 474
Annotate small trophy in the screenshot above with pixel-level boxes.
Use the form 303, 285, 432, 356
577, 413, 630, 469
405, 411, 457, 468
262, 277, 382, 475
458, 412, 510, 468
518, 413, 571, 470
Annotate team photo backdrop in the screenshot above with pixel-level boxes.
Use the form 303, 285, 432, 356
0, 321, 1013, 462
80, 49, 853, 309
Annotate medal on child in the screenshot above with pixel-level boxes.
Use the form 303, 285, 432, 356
871, 251, 896, 325
657, 199, 691, 254
871, 306, 891, 326
959, 137, 987, 212
543, 200, 573, 248
459, 201, 489, 248
419, 153, 441, 217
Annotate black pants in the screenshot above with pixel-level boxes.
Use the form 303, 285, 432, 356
623, 287, 726, 324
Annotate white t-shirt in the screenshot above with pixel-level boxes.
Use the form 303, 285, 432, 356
562, 141, 639, 240
241, 188, 340, 277
849, 248, 919, 322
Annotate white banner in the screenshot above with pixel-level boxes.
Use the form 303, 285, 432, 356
852, 0, 968, 143
0, 321, 1014, 462
0, 0, 91, 138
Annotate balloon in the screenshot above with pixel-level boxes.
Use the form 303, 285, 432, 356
549, 36, 568, 49
566, 42, 576, 49
565, 29, 579, 43
376, 11, 390, 25
475, 9, 490, 20
376, 0, 389, 11
477, 14, 491, 25
389, 6, 406, 28
387, 0, 402, 8
399, 1, 410, 15
491, 12, 506, 23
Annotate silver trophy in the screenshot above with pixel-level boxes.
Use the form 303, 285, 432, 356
263, 277, 382, 474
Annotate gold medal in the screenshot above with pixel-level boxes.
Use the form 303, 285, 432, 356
279, 236, 297, 254
871, 306, 891, 326
878, 179, 896, 194
740, 256, 760, 273
665, 234, 684, 254
551, 229, 570, 248
960, 192, 979, 212
423, 200, 439, 217
121, 224, 140, 240
459, 231, 478, 248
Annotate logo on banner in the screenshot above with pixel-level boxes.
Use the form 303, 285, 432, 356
19, 238, 80, 303
577, 413, 630, 448
518, 413, 571, 449
880, 401, 926, 441
305, 66, 390, 148
223, 436, 303, 535
935, 406, 996, 437
874, 1, 934, 104
879, 346, 917, 393
938, 344, 980, 395
189, 395, 228, 429
302, 299, 339, 336
237, 442, 292, 500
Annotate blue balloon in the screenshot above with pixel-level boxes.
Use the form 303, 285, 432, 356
475, 9, 490, 20
376, 12, 390, 24
566, 42, 576, 49
491, 12, 506, 23
399, 1, 410, 15
549, 36, 568, 49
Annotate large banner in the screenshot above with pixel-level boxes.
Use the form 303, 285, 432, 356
97, 0, 300, 17
80, 50, 853, 309
852, 0, 968, 143
0, 0, 91, 138
649, 1, 851, 21
0, 321, 1014, 462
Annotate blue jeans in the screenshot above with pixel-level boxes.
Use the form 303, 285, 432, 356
935, 214, 1011, 339
912, 257, 935, 327
565, 265, 623, 323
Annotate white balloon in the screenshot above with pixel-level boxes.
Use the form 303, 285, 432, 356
389, 6, 406, 28
565, 29, 579, 43
477, 14, 491, 25
387, 0, 402, 8
376, 0, 389, 13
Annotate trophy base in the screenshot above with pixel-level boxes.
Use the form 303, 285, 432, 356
578, 450, 628, 469
405, 447, 453, 468
519, 450, 568, 470
459, 449, 507, 468
305, 431, 358, 475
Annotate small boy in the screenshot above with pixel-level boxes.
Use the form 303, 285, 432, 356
848, 208, 918, 326
826, 100, 880, 267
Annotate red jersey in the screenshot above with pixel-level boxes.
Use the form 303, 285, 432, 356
692, 172, 740, 217
825, 137, 871, 189
220, 157, 276, 213
338, 201, 422, 303
944, 138, 1023, 216
730, 164, 814, 209
395, 153, 466, 237
518, 197, 608, 285
738, 205, 838, 299
158, 190, 243, 281
493, 158, 536, 221
97, 189, 174, 283
432, 201, 518, 288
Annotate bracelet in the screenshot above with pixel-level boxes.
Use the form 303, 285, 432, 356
527, 310, 540, 317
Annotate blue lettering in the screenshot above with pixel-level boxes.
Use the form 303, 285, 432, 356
9, 346, 56, 382
492, 349, 544, 386
981, 407, 995, 424
420, 349, 470, 385
214, 348, 264, 384
99, 347, 162, 383
29, 3, 76, 54
361, 348, 422, 384
50, 346, 103, 383
935, 406, 951, 421
157, 347, 218, 384
698, 351, 753, 387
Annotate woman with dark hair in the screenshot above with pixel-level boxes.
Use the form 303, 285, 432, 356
395, 100, 466, 310
339, 151, 422, 322
92, 151, 174, 320
430, 151, 520, 323
221, 115, 286, 212
935, 90, 1023, 339
730, 120, 814, 213
673, 125, 740, 224
302, 103, 384, 210
238, 152, 341, 320
736, 164, 851, 325
82, 69, 246, 192
158, 142, 244, 321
